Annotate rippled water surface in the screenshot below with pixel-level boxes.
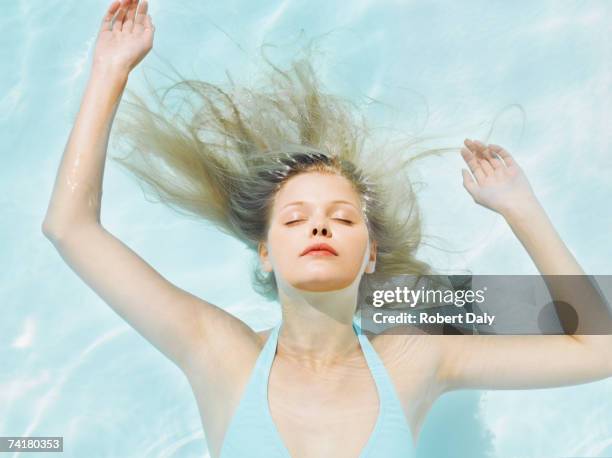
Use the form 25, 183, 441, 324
1, 1, 611, 456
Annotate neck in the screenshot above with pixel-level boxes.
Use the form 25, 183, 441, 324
274, 285, 363, 371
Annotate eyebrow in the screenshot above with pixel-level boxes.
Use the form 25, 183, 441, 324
280, 200, 359, 211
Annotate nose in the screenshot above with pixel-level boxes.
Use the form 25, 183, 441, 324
312, 225, 330, 236
311, 218, 331, 237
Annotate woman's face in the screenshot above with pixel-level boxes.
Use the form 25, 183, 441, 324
259, 171, 377, 292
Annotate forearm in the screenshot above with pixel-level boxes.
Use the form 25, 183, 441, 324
503, 200, 612, 354
502, 199, 584, 276
42, 65, 129, 237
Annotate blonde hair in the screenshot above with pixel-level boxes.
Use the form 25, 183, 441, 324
110, 49, 461, 310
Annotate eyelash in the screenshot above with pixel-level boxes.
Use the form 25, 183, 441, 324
285, 218, 353, 225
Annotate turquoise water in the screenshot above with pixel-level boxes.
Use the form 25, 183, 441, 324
2, 1, 611, 457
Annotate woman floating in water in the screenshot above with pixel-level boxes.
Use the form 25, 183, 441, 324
43, 1, 612, 457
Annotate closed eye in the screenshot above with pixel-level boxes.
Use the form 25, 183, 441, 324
285, 219, 353, 225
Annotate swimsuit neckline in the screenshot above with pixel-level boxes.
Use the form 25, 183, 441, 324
217, 318, 416, 458
261, 319, 390, 458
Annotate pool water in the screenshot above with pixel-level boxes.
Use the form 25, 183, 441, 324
1, 1, 611, 457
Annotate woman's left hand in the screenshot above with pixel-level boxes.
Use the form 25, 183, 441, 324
460, 139, 538, 217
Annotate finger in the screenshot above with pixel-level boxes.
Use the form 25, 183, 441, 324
112, 3, 128, 32
144, 13, 155, 33
467, 140, 498, 175
124, 0, 139, 32
483, 145, 505, 169
480, 147, 504, 173
100, 1, 121, 33
472, 139, 491, 157
134, 0, 148, 28
460, 147, 486, 184
464, 138, 485, 157
461, 168, 478, 197
478, 150, 495, 176
488, 144, 516, 168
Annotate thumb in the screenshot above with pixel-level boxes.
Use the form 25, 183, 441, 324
461, 168, 478, 195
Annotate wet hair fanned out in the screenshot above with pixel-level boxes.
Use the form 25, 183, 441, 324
110, 50, 456, 306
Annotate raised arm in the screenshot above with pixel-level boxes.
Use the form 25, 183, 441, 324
42, 0, 257, 374
432, 139, 612, 392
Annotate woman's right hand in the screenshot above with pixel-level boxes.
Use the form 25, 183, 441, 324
92, 0, 155, 76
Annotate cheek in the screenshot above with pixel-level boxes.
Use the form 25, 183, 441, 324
356, 238, 372, 268
339, 230, 370, 266
266, 229, 295, 265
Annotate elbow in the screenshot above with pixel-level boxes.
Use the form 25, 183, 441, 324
41, 218, 102, 246
41, 219, 70, 244
41, 219, 59, 241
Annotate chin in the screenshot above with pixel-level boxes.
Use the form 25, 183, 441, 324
292, 276, 354, 292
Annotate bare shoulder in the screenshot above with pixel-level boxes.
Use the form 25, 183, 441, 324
364, 323, 434, 354
180, 306, 277, 454
366, 324, 447, 389
180, 301, 270, 386
364, 324, 449, 438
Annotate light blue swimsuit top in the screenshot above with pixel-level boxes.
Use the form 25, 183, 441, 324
218, 318, 415, 457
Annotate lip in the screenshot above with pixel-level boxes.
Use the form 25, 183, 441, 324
300, 242, 338, 256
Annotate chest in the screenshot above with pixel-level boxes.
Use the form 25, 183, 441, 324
192, 335, 440, 458
264, 360, 384, 458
